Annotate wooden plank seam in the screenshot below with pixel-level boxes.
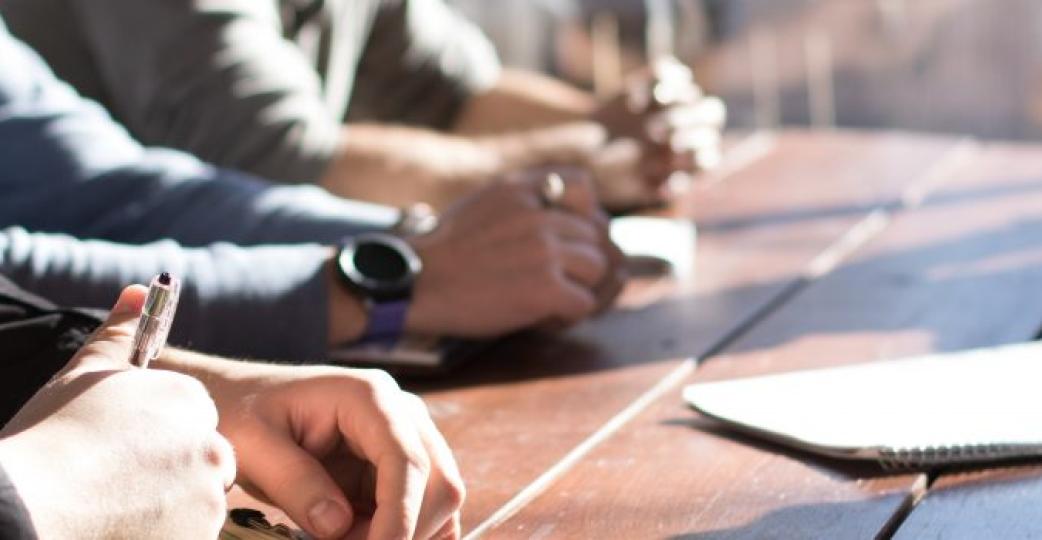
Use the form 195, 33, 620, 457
467, 137, 977, 539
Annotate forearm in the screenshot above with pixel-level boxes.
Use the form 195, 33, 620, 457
321, 124, 502, 209
323, 121, 609, 210
453, 69, 597, 135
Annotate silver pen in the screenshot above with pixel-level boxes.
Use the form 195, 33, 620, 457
129, 272, 181, 368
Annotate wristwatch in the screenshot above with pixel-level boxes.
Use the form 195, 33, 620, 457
335, 232, 422, 344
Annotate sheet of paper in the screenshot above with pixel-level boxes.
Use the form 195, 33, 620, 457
685, 341, 1042, 456
610, 216, 697, 279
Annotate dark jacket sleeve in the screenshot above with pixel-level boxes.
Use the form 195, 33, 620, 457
0, 463, 35, 540
0, 274, 101, 426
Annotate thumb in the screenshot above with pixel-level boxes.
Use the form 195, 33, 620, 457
68, 285, 149, 373
240, 428, 355, 540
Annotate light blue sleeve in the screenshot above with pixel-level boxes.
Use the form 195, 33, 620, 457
0, 227, 333, 361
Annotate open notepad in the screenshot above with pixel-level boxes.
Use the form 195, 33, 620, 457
684, 341, 1042, 468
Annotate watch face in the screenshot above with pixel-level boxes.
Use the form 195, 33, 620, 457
354, 242, 408, 282
339, 233, 421, 300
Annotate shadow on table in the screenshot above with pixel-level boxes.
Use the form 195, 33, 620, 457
406, 168, 1042, 395
664, 416, 899, 481
406, 276, 780, 391
719, 215, 1042, 357
412, 211, 1042, 394
667, 497, 904, 540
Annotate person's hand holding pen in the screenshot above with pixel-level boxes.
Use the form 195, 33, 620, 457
0, 285, 236, 539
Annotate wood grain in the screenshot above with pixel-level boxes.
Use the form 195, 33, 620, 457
893, 465, 1042, 540
488, 142, 1042, 539
408, 130, 961, 533
885, 145, 1042, 539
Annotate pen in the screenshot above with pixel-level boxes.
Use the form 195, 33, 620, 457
129, 272, 181, 368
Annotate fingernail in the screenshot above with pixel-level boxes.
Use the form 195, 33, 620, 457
112, 285, 148, 315
308, 500, 348, 537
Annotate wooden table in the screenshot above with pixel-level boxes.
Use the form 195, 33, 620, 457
231, 129, 1042, 539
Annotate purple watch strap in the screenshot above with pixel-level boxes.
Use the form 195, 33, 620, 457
360, 299, 410, 345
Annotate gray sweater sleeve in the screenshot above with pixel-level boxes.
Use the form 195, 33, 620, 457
64, 0, 342, 183
0, 21, 399, 361
347, 0, 502, 128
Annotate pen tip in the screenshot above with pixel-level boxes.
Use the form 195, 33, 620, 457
158, 272, 172, 285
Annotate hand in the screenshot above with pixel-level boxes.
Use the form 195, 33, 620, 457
185, 358, 464, 540
592, 57, 726, 203
0, 286, 235, 540
404, 167, 626, 337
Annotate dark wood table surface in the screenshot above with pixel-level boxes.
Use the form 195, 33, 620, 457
229, 130, 1042, 539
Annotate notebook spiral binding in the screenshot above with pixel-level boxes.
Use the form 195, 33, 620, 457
877, 443, 1042, 470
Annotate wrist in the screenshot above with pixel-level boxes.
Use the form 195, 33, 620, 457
400, 234, 443, 337
326, 248, 369, 346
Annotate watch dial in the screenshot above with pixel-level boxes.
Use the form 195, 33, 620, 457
355, 242, 408, 281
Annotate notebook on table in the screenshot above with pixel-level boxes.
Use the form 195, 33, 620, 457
683, 341, 1042, 468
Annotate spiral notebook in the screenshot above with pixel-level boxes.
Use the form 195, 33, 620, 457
683, 341, 1042, 468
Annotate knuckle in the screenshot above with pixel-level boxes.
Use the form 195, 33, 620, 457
513, 208, 544, 232
402, 392, 429, 414
89, 323, 136, 345
204, 486, 228, 524
531, 240, 556, 267
359, 368, 400, 393
408, 450, 433, 477
202, 435, 235, 469
443, 474, 467, 509
532, 268, 562, 299
386, 442, 432, 478
167, 372, 210, 398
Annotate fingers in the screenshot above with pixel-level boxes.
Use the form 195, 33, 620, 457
556, 237, 609, 290
544, 211, 600, 244
593, 232, 628, 314
549, 169, 601, 221
432, 515, 462, 540
646, 97, 727, 141
404, 394, 465, 540
326, 374, 466, 540
67, 284, 149, 374
209, 434, 238, 492
371, 449, 429, 540
507, 166, 602, 220
237, 427, 355, 540
332, 372, 428, 540
542, 270, 599, 327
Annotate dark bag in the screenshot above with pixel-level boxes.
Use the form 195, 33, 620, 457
0, 275, 102, 426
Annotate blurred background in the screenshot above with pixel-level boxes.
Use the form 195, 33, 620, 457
452, 0, 1042, 141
